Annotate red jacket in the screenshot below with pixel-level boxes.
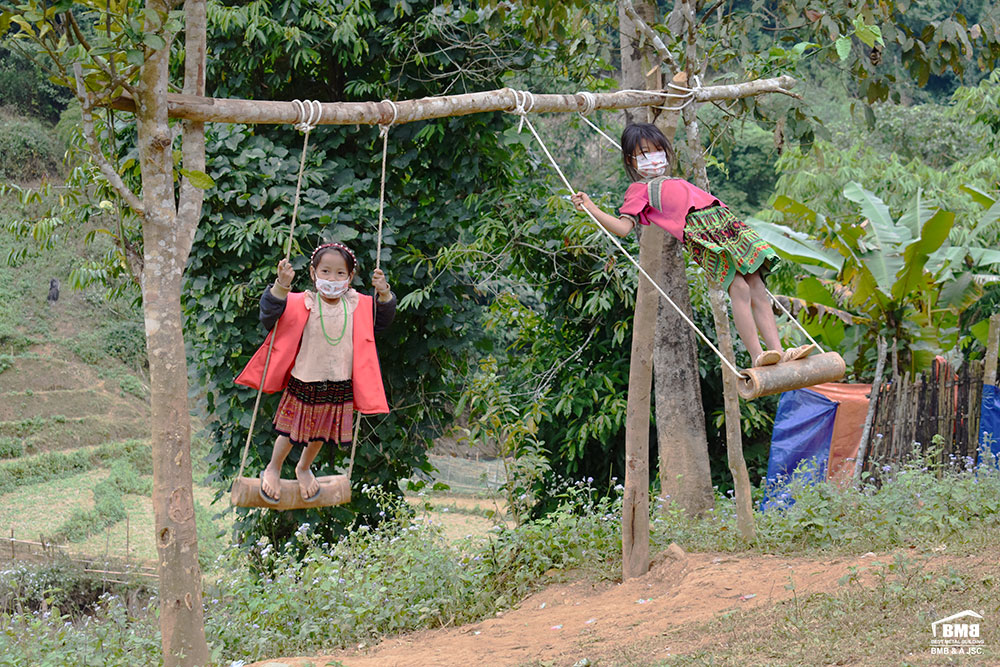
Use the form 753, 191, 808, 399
235, 292, 390, 414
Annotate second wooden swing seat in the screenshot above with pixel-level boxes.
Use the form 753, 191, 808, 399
737, 351, 846, 400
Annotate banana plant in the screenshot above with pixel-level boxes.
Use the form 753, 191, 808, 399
754, 182, 1000, 375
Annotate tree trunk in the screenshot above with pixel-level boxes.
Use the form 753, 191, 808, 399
653, 232, 713, 514
618, 0, 660, 580
621, 224, 662, 579
137, 1, 209, 664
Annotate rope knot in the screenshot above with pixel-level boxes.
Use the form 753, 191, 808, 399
510, 89, 535, 133
379, 99, 399, 137
292, 99, 322, 133
577, 91, 597, 115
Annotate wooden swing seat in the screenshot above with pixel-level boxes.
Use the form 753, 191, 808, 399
230, 474, 351, 510
737, 351, 846, 400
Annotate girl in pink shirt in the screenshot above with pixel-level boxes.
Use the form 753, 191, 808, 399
571, 122, 814, 369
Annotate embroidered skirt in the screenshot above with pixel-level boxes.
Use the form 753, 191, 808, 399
273, 376, 353, 447
684, 206, 778, 291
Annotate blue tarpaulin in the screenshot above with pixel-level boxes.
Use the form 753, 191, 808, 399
763, 388, 838, 509
979, 384, 1000, 461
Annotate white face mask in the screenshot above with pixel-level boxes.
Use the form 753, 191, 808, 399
635, 150, 668, 179
315, 278, 350, 299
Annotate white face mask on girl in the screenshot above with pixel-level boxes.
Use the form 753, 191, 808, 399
635, 151, 668, 179
315, 278, 350, 299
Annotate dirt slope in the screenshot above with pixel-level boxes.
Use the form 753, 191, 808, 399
249, 547, 912, 667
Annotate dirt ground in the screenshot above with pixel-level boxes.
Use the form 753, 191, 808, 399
248, 546, 936, 667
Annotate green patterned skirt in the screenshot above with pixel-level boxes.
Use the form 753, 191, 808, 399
684, 206, 778, 291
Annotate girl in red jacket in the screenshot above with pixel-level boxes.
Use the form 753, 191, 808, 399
571, 123, 814, 369
236, 242, 395, 504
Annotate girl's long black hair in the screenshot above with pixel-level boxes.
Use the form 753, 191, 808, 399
621, 122, 675, 182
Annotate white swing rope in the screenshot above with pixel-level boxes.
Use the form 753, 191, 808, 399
576, 97, 825, 355
344, 99, 400, 479
235, 99, 330, 487
375, 99, 398, 272
509, 89, 746, 380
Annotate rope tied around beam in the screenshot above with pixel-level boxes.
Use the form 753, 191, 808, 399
506, 89, 747, 380
292, 99, 323, 134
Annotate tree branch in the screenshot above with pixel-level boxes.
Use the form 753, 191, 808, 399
66, 11, 138, 98
620, 0, 681, 75
177, 0, 207, 262
697, 0, 727, 28
695, 75, 799, 102
73, 63, 145, 217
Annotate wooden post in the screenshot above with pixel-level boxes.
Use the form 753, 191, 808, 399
855, 336, 888, 482
708, 289, 756, 540
985, 313, 1000, 386
622, 225, 663, 579
619, 0, 661, 581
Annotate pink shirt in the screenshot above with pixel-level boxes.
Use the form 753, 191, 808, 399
619, 178, 724, 241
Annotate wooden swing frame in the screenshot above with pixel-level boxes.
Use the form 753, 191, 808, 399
112, 58, 829, 568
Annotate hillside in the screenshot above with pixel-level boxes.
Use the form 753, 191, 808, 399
0, 187, 230, 564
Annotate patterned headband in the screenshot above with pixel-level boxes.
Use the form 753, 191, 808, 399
311, 242, 356, 265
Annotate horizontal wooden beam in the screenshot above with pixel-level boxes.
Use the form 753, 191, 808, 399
107, 77, 796, 126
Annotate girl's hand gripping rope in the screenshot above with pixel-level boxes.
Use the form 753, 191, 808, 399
372, 268, 392, 303
570, 191, 594, 213
273, 258, 295, 296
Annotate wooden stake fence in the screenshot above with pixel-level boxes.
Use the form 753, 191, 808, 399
862, 360, 986, 473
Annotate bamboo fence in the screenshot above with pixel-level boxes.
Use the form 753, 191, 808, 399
862, 360, 987, 474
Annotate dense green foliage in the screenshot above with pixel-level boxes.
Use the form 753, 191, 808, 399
0, 112, 61, 182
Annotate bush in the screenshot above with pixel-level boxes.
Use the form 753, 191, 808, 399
0, 48, 72, 122
650, 443, 1000, 555
0, 437, 24, 459
0, 439, 149, 495
0, 560, 152, 617
0, 595, 160, 666
52, 460, 153, 543
67, 321, 147, 370
0, 110, 62, 182
100, 320, 147, 370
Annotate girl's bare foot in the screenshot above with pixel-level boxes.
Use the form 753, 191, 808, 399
260, 464, 281, 503
295, 465, 321, 501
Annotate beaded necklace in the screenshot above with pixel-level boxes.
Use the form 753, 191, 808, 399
317, 294, 348, 345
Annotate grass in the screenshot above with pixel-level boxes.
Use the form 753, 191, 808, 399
0, 439, 149, 495
652, 543, 1000, 665
0, 469, 109, 539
